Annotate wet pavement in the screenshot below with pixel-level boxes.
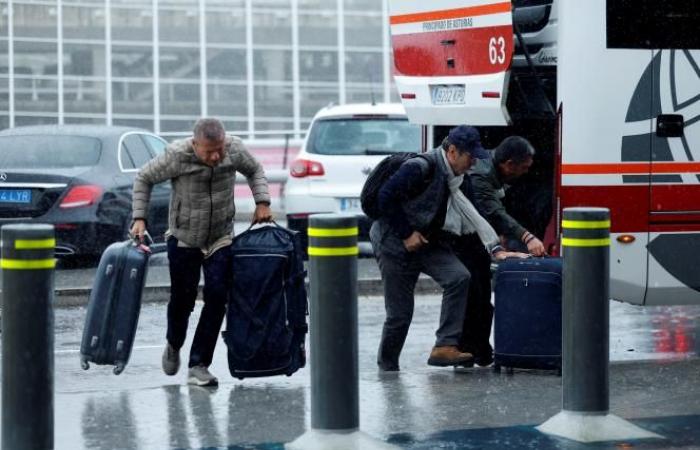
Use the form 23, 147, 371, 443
1, 295, 699, 449
2, 216, 700, 449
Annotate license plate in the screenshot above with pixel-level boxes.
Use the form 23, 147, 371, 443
0, 189, 31, 204
431, 85, 466, 105
338, 197, 362, 214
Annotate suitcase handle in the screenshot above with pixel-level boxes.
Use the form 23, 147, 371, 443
244, 220, 281, 232
128, 230, 153, 253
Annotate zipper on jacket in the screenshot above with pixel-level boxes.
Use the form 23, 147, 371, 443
207, 166, 214, 244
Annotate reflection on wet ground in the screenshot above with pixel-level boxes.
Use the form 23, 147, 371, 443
0, 295, 698, 448
609, 302, 699, 361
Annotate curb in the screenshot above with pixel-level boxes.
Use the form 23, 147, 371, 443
53, 278, 442, 307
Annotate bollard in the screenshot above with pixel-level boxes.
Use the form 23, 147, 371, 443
537, 208, 660, 443
308, 214, 359, 431
561, 207, 610, 412
2, 224, 56, 450
286, 214, 397, 450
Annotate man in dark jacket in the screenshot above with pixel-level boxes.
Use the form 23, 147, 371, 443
370, 125, 511, 371
131, 118, 272, 386
471, 136, 545, 256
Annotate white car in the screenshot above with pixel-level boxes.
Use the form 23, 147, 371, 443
284, 103, 422, 256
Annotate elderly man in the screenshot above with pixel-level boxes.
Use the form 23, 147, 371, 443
131, 118, 272, 386
370, 125, 518, 371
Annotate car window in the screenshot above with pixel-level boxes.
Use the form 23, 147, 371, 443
0, 135, 102, 168
142, 134, 167, 157
120, 144, 136, 170
306, 117, 421, 155
122, 134, 152, 169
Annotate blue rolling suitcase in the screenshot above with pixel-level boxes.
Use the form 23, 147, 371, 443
493, 257, 562, 373
80, 240, 151, 375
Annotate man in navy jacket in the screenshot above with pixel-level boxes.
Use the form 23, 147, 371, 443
370, 125, 499, 371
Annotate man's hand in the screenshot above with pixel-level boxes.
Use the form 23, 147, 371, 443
130, 219, 147, 242
494, 250, 530, 261
252, 203, 273, 224
526, 237, 546, 256
403, 231, 428, 252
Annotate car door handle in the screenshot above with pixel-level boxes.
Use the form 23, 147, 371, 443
656, 114, 684, 138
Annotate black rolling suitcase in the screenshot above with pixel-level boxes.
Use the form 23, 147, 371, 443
80, 240, 151, 374
493, 257, 562, 374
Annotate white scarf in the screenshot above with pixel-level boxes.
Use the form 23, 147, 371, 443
440, 149, 500, 251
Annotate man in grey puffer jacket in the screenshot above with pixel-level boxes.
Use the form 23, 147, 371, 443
131, 118, 272, 386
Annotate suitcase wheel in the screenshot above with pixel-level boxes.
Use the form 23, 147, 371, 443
493, 364, 501, 374
113, 363, 125, 375
80, 356, 89, 371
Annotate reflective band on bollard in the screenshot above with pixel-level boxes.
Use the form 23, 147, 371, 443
2, 224, 56, 450
561, 208, 610, 413
308, 214, 359, 431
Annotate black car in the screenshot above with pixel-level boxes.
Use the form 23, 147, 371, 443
0, 125, 170, 264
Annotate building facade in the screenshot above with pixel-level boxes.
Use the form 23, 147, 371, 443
0, 0, 397, 141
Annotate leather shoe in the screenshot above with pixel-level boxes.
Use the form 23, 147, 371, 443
427, 346, 474, 367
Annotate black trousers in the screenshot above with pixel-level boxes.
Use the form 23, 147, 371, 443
166, 237, 232, 368
452, 233, 494, 359
374, 240, 470, 369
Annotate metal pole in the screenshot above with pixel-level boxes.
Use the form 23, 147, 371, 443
308, 214, 359, 431
2, 224, 56, 450
561, 207, 610, 413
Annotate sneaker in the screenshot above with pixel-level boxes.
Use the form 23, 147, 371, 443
427, 346, 474, 367
188, 365, 218, 387
162, 343, 180, 376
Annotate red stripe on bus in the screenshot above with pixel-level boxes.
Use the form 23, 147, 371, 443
560, 185, 700, 233
562, 162, 700, 175
390, 2, 512, 25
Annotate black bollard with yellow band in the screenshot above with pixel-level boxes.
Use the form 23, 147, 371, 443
561, 208, 610, 413
2, 224, 56, 450
538, 208, 660, 442
308, 214, 359, 431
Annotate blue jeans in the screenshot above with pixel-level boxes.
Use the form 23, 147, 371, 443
166, 237, 231, 368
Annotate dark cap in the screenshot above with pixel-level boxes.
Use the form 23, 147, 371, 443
447, 125, 489, 159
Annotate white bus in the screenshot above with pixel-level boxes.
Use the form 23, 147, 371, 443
388, 0, 700, 305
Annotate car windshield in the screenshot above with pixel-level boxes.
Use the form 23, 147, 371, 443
306, 117, 421, 155
0, 135, 102, 168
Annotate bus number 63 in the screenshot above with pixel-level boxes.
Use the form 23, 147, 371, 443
489, 36, 506, 64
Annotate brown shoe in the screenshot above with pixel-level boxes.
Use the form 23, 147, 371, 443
427, 346, 474, 367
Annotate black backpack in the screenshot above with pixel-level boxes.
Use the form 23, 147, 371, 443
360, 152, 431, 220
222, 223, 308, 379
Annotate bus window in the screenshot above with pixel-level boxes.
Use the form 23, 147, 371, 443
607, 0, 700, 49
